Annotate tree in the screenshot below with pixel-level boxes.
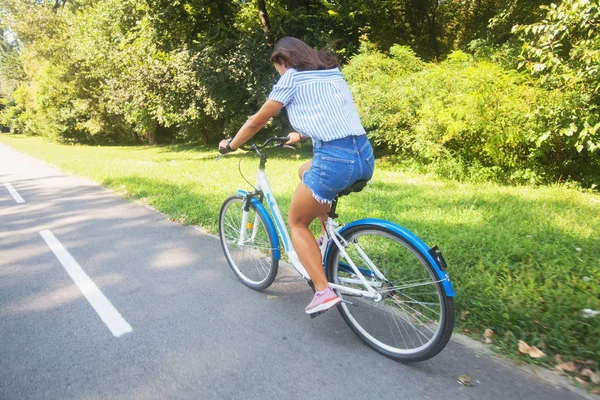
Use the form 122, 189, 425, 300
513, 0, 600, 182
0, 29, 25, 102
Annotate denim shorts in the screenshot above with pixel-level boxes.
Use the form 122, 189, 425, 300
302, 134, 375, 204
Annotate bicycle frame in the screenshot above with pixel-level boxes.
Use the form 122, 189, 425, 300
241, 165, 383, 301
228, 136, 454, 300
221, 137, 457, 361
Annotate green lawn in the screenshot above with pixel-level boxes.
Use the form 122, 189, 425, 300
2, 133, 599, 368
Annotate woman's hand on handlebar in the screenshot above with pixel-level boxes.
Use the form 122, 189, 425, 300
285, 132, 306, 146
218, 138, 235, 154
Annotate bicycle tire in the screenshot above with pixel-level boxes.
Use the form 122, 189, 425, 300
326, 223, 454, 362
219, 195, 278, 291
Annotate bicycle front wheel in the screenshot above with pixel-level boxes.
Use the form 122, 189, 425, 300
219, 195, 278, 291
326, 224, 454, 362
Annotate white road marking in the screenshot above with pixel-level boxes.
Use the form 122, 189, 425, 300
4, 182, 25, 203
39, 230, 133, 337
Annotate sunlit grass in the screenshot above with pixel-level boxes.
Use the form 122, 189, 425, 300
2, 133, 599, 363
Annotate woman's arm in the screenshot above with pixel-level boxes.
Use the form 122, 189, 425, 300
219, 100, 284, 151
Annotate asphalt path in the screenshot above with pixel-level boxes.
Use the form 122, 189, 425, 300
0, 143, 588, 400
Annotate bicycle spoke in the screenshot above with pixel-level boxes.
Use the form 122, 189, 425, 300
359, 296, 434, 339
383, 301, 432, 343
219, 196, 278, 290
330, 225, 454, 360
392, 292, 441, 319
379, 279, 444, 292
390, 297, 437, 335
384, 301, 411, 349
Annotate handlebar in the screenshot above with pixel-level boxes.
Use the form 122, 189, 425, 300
242, 136, 291, 151
218, 136, 292, 155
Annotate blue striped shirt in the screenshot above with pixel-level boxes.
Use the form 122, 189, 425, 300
268, 68, 366, 141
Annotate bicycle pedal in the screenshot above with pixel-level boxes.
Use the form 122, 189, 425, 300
309, 310, 326, 319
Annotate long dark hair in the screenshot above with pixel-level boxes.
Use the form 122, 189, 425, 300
270, 37, 339, 71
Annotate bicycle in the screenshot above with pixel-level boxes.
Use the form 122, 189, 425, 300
218, 137, 456, 362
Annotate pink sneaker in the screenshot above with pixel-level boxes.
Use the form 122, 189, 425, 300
305, 287, 341, 314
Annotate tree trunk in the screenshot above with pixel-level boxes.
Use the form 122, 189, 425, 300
257, 0, 273, 44
426, 1, 440, 59
199, 126, 209, 145
54, 0, 67, 9
147, 130, 156, 146
147, 121, 157, 145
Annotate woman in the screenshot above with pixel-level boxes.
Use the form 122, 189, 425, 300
219, 37, 374, 314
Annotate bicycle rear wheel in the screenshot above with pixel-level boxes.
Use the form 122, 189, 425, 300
219, 195, 278, 291
326, 224, 454, 362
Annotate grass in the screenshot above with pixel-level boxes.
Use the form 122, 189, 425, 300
2, 133, 599, 372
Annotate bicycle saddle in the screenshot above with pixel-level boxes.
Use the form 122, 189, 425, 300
337, 180, 368, 197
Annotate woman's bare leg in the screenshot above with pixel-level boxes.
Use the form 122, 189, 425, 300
288, 181, 331, 292
298, 161, 328, 237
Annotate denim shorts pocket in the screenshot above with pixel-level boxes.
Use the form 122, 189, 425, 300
358, 138, 375, 180
319, 156, 354, 192
359, 138, 371, 153
364, 151, 375, 179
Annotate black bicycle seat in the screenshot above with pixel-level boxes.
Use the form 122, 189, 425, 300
337, 180, 368, 197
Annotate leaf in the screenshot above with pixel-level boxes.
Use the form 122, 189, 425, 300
574, 377, 589, 386
528, 346, 545, 358
518, 340, 531, 354
484, 328, 494, 339
457, 375, 473, 386
518, 340, 545, 358
536, 132, 551, 147
556, 361, 578, 372
581, 368, 594, 377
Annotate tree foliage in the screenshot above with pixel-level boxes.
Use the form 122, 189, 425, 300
344, 45, 571, 183
513, 0, 600, 183
0, 0, 596, 184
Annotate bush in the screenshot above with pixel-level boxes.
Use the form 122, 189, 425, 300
344, 44, 599, 186
342, 44, 424, 152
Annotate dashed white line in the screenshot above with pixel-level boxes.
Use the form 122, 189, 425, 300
4, 182, 25, 203
39, 230, 133, 337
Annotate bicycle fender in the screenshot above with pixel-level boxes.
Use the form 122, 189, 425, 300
332, 218, 455, 297
237, 191, 281, 260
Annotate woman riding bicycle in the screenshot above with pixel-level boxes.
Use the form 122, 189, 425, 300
218, 36, 375, 315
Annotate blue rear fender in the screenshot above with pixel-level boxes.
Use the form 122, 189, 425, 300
236, 191, 281, 260
329, 218, 455, 297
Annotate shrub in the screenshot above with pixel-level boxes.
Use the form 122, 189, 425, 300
343, 44, 424, 152
344, 44, 599, 186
